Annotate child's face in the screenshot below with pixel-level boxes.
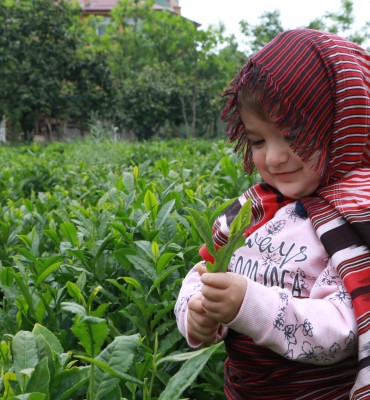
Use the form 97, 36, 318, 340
239, 108, 321, 199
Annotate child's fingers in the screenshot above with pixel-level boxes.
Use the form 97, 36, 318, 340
201, 271, 229, 289
196, 262, 208, 276
188, 294, 206, 314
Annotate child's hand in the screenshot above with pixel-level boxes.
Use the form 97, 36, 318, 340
187, 292, 220, 345
200, 271, 247, 324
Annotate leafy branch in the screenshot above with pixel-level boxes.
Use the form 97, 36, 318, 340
187, 199, 251, 272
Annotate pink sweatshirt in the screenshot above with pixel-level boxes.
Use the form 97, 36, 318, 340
175, 202, 357, 364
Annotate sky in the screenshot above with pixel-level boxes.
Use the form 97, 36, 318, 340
180, 0, 370, 51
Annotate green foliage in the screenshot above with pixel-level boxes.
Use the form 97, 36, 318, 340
240, 0, 370, 55
0, 139, 259, 399
188, 199, 251, 272
240, 10, 284, 55
102, 0, 244, 139
0, 0, 113, 140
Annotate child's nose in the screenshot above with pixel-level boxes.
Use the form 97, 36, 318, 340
265, 142, 290, 167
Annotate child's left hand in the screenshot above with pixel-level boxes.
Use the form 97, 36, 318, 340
198, 267, 247, 324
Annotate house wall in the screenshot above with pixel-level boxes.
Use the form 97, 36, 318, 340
77, 0, 181, 16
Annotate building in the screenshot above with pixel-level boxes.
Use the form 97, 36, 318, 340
76, 0, 189, 36
77, 0, 182, 17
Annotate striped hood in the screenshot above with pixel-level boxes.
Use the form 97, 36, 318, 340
221, 29, 370, 184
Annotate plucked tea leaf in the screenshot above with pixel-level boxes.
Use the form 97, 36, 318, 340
187, 208, 217, 259
229, 199, 252, 235
190, 199, 252, 272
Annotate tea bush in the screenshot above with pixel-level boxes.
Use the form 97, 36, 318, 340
0, 139, 258, 399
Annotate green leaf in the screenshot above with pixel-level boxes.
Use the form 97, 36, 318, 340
65, 281, 86, 306
212, 230, 245, 272
156, 252, 177, 274
187, 208, 217, 259
50, 366, 91, 400
25, 357, 50, 397
229, 199, 251, 235
35, 334, 55, 382
155, 199, 175, 230
125, 255, 156, 281
87, 285, 103, 312
122, 172, 135, 193
158, 342, 223, 400
35, 261, 62, 288
13, 274, 37, 319
71, 317, 109, 357
61, 302, 87, 317
121, 277, 142, 290
93, 234, 117, 261
17, 234, 32, 248
32, 323, 64, 355
51, 367, 89, 400
60, 222, 79, 247
92, 334, 141, 399
76, 354, 142, 385
190, 199, 252, 273
9, 394, 46, 400
12, 331, 39, 391
0, 266, 14, 286
210, 197, 237, 221
144, 189, 158, 215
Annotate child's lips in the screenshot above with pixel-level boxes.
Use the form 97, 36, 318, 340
273, 169, 300, 179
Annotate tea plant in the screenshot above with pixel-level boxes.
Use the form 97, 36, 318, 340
0, 139, 258, 399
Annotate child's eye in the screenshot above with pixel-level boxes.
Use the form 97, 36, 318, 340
249, 139, 265, 147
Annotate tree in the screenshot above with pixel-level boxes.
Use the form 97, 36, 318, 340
103, 0, 244, 139
311, 0, 370, 47
0, 0, 113, 141
239, 0, 370, 57
240, 10, 284, 56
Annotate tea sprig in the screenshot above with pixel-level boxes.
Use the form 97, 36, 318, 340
188, 199, 251, 272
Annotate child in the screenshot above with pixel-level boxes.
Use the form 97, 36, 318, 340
175, 29, 370, 399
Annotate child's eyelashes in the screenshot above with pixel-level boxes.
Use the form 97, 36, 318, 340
249, 139, 265, 147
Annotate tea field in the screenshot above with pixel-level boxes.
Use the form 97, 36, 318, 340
0, 139, 258, 400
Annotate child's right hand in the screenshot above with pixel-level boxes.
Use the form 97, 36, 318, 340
187, 291, 220, 345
